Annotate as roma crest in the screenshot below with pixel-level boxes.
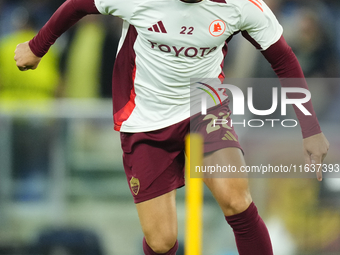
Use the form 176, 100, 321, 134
130, 177, 140, 195
209, 19, 226, 37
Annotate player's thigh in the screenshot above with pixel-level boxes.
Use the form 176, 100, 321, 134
136, 190, 178, 245
203, 147, 252, 216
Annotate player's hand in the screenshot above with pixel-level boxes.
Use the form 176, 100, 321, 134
303, 132, 329, 181
14, 41, 41, 71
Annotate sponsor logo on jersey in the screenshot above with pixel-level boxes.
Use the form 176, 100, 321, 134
130, 177, 140, 195
148, 40, 217, 58
148, 21, 167, 33
209, 20, 226, 37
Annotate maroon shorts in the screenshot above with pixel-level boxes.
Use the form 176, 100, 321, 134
120, 100, 242, 203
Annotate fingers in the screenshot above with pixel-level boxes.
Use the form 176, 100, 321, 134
16, 63, 37, 71
304, 150, 311, 166
16, 63, 30, 71
303, 132, 329, 182
16, 63, 29, 71
14, 41, 40, 71
311, 154, 323, 182
304, 151, 324, 182
18, 67, 27, 71
14, 45, 27, 71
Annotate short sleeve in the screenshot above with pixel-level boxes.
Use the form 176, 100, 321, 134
239, 0, 283, 50
94, 0, 134, 21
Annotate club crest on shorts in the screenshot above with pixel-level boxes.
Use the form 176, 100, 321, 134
209, 20, 226, 37
130, 177, 140, 195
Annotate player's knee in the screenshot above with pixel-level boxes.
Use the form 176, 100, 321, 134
229, 195, 252, 214
219, 191, 252, 216
145, 233, 177, 253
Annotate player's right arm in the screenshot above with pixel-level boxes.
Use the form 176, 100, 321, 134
15, 0, 100, 71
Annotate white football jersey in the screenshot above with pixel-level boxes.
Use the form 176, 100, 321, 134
94, 0, 283, 132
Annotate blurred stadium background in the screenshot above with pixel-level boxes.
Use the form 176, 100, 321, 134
0, 0, 340, 254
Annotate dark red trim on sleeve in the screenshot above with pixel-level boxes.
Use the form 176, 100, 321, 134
261, 36, 322, 138
241, 30, 262, 50
29, 0, 99, 57
226, 30, 240, 43
112, 25, 138, 131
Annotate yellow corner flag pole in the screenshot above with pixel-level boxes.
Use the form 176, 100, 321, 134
185, 133, 204, 255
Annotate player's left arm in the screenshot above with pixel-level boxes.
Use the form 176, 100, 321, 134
261, 36, 329, 181
239, 0, 329, 181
